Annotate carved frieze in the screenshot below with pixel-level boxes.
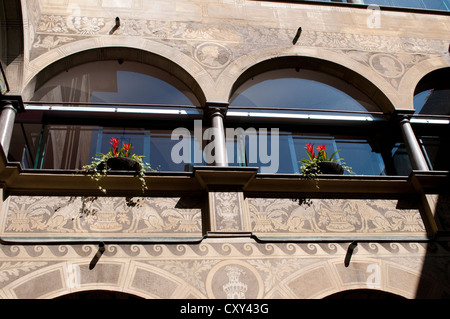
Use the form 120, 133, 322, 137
0, 196, 203, 242
247, 197, 427, 240
30, 14, 446, 77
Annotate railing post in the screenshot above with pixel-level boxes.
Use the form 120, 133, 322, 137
0, 96, 24, 156
205, 102, 229, 167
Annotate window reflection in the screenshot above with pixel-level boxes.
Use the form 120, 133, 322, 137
413, 68, 450, 171
31, 60, 199, 106
12, 124, 199, 172
414, 88, 450, 115
230, 69, 380, 115
226, 130, 390, 176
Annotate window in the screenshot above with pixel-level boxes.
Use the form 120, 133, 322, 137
22, 124, 199, 172
412, 68, 450, 171
31, 60, 199, 106
226, 68, 408, 175
10, 59, 202, 172
363, 0, 450, 10
230, 69, 379, 116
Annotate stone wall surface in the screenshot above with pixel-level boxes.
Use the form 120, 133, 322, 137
0, 240, 448, 299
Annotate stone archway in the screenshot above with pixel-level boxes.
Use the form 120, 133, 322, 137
21, 38, 213, 106
219, 47, 398, 113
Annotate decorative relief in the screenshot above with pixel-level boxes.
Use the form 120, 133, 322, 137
30, 14, 446, 68
0, 196, 203, 240
33, 35, 76, 51
0, 261, 48, 284
247, 198, 426, 238
345, 50, 430, 88
194, 42, 232, 69
210, 192, 244, 232
205, 260, 264, 299
369, 53, 405, 79
147, 260, 220, 295
68, 16, 106, 35
1, 241, 445, 298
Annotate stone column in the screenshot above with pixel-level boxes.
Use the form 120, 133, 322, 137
0, 96, 24, 156
398, 114, 429, 171
205, 102, 228, 167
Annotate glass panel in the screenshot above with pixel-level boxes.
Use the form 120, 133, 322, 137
230, 69, 379, 115
335, 139, 386, 175
365, 0, 393, 5
391, 0, 425, 9
29, 125, 198, 171
391, 143, 412, 176
8, 123, 43, 168
422, 0, 450, 9
414, 88, 450, 115
363, 0, 450, 10
31, 60, 199, 106
419, 136, 450, 171
226, 128, 389, 175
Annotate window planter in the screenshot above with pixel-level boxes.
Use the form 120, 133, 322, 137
98, 156, 141, 172
317, 161, 344, 175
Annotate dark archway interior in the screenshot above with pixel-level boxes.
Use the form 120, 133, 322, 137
56, 290, 143, 299
324, 289, 406, 299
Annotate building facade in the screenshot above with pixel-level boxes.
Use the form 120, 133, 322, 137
0, 0, 449, 299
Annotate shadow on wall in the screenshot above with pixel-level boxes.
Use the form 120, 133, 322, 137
416, 176, 450, 298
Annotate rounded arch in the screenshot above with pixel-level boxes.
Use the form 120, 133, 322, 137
22, 38, 212, 106
220, 48, 397, 114
412, 66, 450, 115
398, 57, 450, 110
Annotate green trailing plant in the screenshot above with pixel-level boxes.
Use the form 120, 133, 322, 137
298, 143, 353, 177
82, 137, 153, 194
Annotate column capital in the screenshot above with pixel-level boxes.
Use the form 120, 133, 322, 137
391, 109, 415, 122
204, 102, 228, 119
1, 95, 25, 113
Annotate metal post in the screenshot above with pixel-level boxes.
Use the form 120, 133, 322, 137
0, 96, 24, 157
205, 102, 228, 167
399, 116, 429, 171
0, 103, 17, 155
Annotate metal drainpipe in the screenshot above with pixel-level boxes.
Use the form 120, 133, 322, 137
205, 102, 228, 167
399, 115, 430, 171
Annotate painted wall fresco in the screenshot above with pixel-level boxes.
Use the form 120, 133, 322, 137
247, 197, 427, 240
0, 196, 204, 242
0, 241, 447, 299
